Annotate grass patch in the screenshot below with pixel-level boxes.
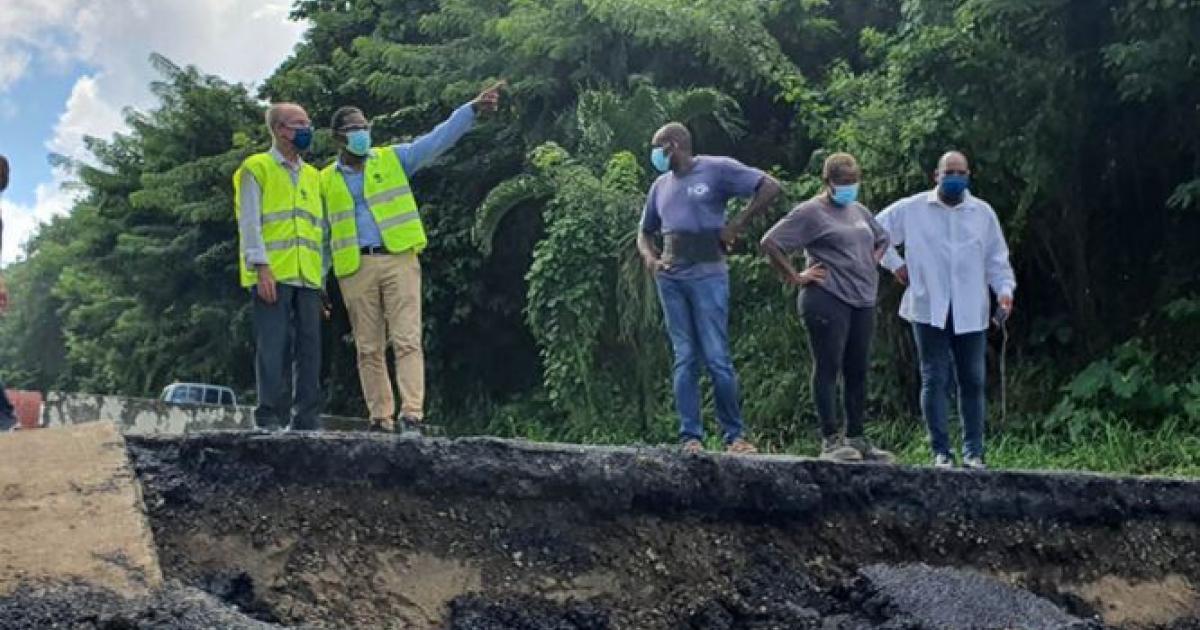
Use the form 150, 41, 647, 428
452, 400, 1200, 478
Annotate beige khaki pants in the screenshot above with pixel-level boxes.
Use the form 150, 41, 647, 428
338, 251, 424, 425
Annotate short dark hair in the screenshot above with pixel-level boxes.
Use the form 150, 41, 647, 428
654, 122, 693, 152
330, 106, 364, 132
822, 152, 859, 182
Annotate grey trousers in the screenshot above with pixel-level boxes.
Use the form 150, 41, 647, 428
252, 284, 323, 430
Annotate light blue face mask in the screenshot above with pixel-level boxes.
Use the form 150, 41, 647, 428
651, 146, 671, 173
346, 129, 371, 156
831, 183, 860, 206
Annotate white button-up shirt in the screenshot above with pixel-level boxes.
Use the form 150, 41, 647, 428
876, 190, 1016, 334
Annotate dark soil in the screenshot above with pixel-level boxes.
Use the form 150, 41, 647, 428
10, 432, 1197, 629
113, 433, 1200, 628
0, 581, 280, 629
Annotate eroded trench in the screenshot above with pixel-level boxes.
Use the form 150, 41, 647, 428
7, 432, 1200, 629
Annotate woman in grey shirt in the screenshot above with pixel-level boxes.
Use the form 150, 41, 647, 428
760, 153, 894, 462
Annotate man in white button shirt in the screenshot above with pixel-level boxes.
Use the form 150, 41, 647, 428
876, 151, 1015, 469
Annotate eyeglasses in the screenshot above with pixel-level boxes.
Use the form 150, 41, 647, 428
943, 169, 969, 176
337, 124, 370, 133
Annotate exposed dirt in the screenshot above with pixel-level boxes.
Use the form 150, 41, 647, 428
104, 433, 1200, 629
2, 430, 1198, 628
1067, 575, 1200, 629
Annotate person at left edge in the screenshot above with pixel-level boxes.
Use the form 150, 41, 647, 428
321, 82, 504, 435
234, 103, 327, 432
0, 154, 17, 431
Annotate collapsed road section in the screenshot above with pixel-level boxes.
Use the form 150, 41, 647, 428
3, 427, 1200, 628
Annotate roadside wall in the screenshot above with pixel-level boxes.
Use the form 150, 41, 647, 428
40, 392, 369, 435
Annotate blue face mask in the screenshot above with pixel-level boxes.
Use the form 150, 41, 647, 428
651, 146, 671, 173
291, 126, 313, 151
830, 183, 860, 206
346, 129, 371, 156
940, 173, 969, 198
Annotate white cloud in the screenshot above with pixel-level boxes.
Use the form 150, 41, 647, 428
46, 76, 124, 164
1, 176, 78, 265
0, 49, 32, 92
0, 0, 306, 263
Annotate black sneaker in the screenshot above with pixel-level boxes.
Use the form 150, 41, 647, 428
367, 419, 391, 433
398, 415, 424, 437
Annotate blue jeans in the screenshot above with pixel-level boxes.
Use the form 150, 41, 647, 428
656, 273, 745, 444
912, 315, 987, 459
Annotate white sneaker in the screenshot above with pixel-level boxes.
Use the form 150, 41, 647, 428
934, 453, 955, 469
963, 455, 987, 470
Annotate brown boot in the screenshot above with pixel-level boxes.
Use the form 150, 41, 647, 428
725, 438, 758, 455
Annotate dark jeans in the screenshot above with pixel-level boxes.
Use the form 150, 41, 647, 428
799, 286, 875, 439
911, 313, 987, 459
253, 284, 323, 430
656, 273, 745, 444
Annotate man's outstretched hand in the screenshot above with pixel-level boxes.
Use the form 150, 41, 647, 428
472, 80, 505, 115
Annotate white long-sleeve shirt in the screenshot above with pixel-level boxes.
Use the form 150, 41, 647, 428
876, 190, 1016, 334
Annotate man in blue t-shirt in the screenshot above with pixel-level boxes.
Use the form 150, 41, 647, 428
637, 123, 781, 454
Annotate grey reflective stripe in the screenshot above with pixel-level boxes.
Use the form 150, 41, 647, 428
262, 208, 321, 227
366, 186, 412, 206
261, 212, 293, 225
330, 237, 359, 252
273, 276, 322, 290
376, 211, 420, 231
328, 209, 355, 224
265, 237, 322, 253
295, 210, 320, 228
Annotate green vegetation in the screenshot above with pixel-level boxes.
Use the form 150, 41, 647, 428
2, 0, 1199, 476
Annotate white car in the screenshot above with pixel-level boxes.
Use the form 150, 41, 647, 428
160, 382, 237, 407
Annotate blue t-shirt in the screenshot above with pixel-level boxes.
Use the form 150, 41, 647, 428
639, 156, 766, 278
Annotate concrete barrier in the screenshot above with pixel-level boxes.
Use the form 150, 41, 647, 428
40, 391, 371, 435
41, 392, 257, 435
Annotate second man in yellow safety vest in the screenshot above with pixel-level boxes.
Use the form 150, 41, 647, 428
235, 103, 326, 431
321, 82, 503, 433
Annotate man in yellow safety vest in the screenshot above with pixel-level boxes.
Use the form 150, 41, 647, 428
321, 82, 503, 434
234, 103, 326, 431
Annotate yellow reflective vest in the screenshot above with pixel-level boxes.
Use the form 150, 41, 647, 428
233, 152, 324, 288
319, 147, 425, 278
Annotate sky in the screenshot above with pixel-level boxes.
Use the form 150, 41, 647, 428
0, 0, 308, 265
